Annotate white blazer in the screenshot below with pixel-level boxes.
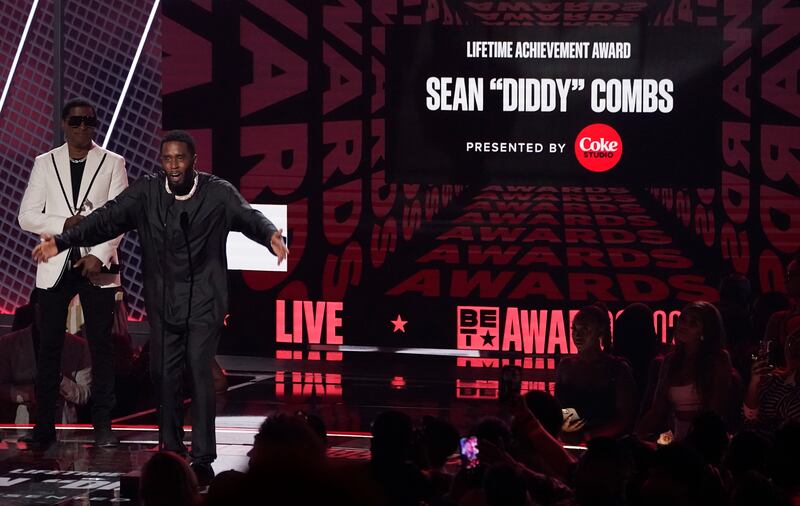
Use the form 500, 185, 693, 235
18, 142, 128, 289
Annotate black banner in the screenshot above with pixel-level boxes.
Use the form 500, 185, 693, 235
387, 25, 721, 185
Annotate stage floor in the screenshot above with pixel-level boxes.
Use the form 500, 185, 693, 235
0, 350, 557, 504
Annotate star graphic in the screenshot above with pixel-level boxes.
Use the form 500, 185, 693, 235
391, 315, 408, 333
481, 331, 496, 347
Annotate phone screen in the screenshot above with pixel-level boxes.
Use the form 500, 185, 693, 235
459, 436, 480, 470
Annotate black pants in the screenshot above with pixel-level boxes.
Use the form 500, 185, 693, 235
150, 319, 220, 465
35, 269, 116, 435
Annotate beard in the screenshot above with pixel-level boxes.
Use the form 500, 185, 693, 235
168, 169, 196, 196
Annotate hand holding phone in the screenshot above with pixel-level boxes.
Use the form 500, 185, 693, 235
750, 340, 776, 378
750, 357, 774, 384
757, 340, 775, 366
561, 408, 586, 433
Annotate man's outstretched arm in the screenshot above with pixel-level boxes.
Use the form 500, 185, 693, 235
33, 178, 143, 263
223, 180, 289, 265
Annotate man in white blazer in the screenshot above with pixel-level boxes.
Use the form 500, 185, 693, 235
18, 98, 128, 449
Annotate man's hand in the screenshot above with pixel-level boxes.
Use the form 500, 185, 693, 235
270, 229, 289, 265
561, 413, 586, 433
59, 376, 74, 398
32, 235, 59, 262
63, 214, 85, 231
74, 254, 102, 277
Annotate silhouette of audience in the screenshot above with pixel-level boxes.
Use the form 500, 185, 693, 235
0, 294, 91, 425
132, 291, 800, 506
140, 451, 201, 506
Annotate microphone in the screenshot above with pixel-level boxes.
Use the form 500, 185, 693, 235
179, 210, 194, 333
157, 190, 176, 451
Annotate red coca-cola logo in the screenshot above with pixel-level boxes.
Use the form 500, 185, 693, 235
574, 123, 623, 172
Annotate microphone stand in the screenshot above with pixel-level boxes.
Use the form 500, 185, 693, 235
180, 212, 194, 337
159, 193, 176, 452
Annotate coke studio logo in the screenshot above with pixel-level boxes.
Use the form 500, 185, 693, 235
574, 123, 623, 172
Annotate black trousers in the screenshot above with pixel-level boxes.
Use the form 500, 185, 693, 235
149, 319, 220, 464
35, 268, 116, 435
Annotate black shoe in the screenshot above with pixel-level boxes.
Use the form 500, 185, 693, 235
93, 428, 119, 448
19, 432, 56, 450
190, 462, 215, 488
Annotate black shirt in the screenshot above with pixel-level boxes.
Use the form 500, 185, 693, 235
70, 159, 85, 210
55, 172, 278, 328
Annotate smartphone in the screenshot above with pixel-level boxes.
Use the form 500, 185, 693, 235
752, 340, 775, 367
562, 407, 580, 421
766, 340, 777, 367
499, 365, 522, 405
459, 436, 480, 470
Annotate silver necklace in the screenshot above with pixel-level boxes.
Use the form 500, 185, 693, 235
70, 156, 87, 163
165, 172, 199, 201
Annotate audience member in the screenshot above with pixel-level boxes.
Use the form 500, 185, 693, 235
717, 273, 756, 381
523, 390, 564, 439
369, 410, 432, 506
121, 265, 800, 506
139, 451, 201, 506
416, 415, 459, 500
744, 326, 800, 435
723, 430, 770, 482
572, 437, 632, 506
684, 411, 729, 467
728, 471, 786, 506
767, 421, 800, 503
613, 303, 660, 404
765, 256, 800, 366
205, 469, 246, 506
638, 442, 725, 506
556, 304, 637, 442
483, 462, 532, 506
0, 296, 90, 425
637, 301, 737, 440
247, 412, 325, 472
237, 412, 333, 504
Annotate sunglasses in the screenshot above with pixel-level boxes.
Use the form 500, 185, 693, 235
66, 115, 99, 128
